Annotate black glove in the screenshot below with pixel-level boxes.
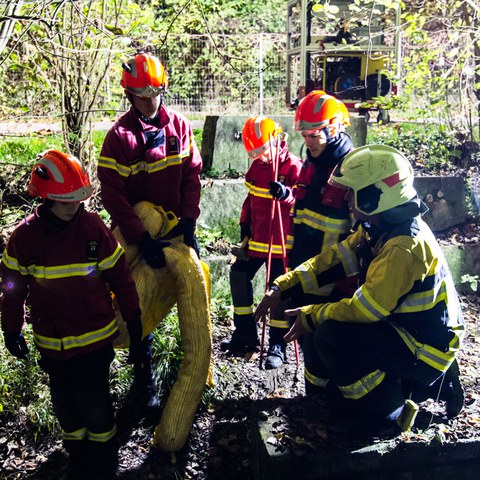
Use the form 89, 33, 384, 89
269, 181, 288, 200
126, 311, 143, 364
240, 223, 251, 241
140, 232, 170, 268
4, 331, 29, 360
182, 218, 200, 257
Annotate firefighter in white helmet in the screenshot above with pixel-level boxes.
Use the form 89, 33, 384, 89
255, 145, 465, 433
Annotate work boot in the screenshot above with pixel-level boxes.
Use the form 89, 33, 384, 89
132, 361, 161, 411
440, 359, 465, 419
264, 344, 286, 370
64, 439, 89, 480
220, 332, 259, 356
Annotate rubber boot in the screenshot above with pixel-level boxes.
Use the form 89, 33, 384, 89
64, 439, 89, 480
88, 437, 118, 480
131, 335, 160, 411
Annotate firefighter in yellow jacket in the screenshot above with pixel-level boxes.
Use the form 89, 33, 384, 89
255, 144, 465, 433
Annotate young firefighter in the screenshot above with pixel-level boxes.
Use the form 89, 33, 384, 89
98, 52, 202, 408
265, 90, 354, 383
220, 115, 302, 363
1, 150, 143, 480
255, 145, 465, 433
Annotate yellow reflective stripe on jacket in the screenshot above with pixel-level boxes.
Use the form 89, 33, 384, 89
351, 286, 390, 321
33, 319, 118, 352
297, 261, 335, 296
286, 235, 294, 250
334, 241, 359, 277
294, 208, 350, 234
268, 318, 290, 328
97, 244, 124, 271
88, 425, 117, 443
338, 369, 386, 400
3, 246, 123, 279
62, 427, 88, 441
98, 156, 131, 176
245, 181, 271, 199
395, 282, 447, 313
99, 151, 187, 178
304, 367, 329, 388
391, 323, 463, 371
248, 240, 291, 255
234, 305, 253, 315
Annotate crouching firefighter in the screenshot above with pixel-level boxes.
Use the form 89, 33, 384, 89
255, 144, 465, 434
1, 150, 143, 479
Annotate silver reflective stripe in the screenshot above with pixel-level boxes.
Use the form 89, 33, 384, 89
88, 425, 117, 443
294, 208, 350, 233
353, 288, 387, 321
98, 245, 123, 271
62, 320, 118, 350
62, 427, 88, 441
40, 158, 64, 183
335, 241, 358, 276
338, 369, 386, 400
234, 305, 253, 315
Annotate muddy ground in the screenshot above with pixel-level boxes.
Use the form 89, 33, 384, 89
1, 292, 479, 480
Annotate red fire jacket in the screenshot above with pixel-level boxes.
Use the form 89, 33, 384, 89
1, 204, 140, 360
240, 143, 303, 259
98, 105, 202, 245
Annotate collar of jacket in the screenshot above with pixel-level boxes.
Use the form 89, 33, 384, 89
133, 104, 171, 131
37, 202, 84, 231
306, 132, 352, 170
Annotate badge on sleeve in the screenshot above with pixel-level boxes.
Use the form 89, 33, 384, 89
167, 136, 179, 155
87, 240, 99, 261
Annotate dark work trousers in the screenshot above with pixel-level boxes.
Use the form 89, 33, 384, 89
276, 290, 348, 395
39, 345, 118, 479
314, 320, 443, 421
230, 256, 287, 344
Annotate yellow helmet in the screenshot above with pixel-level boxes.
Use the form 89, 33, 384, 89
329, 144, 417, 215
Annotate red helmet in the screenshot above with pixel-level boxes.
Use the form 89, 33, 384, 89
28, 150, 93, 202
242, 115, 283, 159
294, 90, 350, 131
120, 53, 169, 98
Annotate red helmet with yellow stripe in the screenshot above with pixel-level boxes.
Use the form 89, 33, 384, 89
121, 53, 169, 98
28, 150, 93, 202
242, 115, 283, 160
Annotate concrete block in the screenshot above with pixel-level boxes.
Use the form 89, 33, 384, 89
251, 396, 480, 480
200, 115, 367, 175
414, 176, 468, 231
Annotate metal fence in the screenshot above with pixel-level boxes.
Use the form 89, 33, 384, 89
157, 33, 290, 116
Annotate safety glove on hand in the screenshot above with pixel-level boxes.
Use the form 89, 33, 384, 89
181, 218, 200, 257
240, 222, 251, 242
269, 181, 288, 200
140, 232, 170, 268
126, 311, 143, 364
4, 331, 29, 360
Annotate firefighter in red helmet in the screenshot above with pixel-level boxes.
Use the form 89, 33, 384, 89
1, 150, 142, 479
98, 52, 203, 411
220, 115, 302, 356
264, 90, 355, 377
